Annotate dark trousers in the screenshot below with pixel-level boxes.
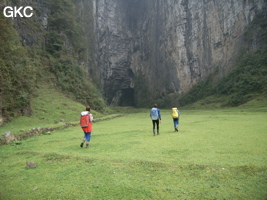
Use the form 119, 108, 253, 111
152, 119, 159, 129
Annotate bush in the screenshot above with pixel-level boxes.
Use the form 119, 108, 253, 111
0, 14, 36, 120
45, 0, 106, 112
179, 47, 267, 107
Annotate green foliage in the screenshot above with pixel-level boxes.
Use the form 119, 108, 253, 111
179, 13, 267, 107
0, 0, 104, 124
0, 14, 36, 120
45, 0, 105, 111
180, 47, 267, 107
156, 96, 173, 108
218, 48, 267, 106
0, 84, 108, 134
45, 31, 64, 54
46, 0, 87, 54
179, 75, 215, 106
47, 55, 105, 111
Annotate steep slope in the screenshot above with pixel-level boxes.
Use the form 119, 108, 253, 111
0, 0, 105, 125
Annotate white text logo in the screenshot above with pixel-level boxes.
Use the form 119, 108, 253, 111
3, 6, 33, 18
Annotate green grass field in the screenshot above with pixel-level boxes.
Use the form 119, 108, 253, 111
1, 108, 267, 199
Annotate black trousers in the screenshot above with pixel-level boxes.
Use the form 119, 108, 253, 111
152, 119, 159, 130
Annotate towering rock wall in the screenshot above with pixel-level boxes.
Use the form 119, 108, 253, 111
93, 0, 266, 106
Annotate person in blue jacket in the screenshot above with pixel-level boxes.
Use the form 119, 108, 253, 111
150, 104, 162, 136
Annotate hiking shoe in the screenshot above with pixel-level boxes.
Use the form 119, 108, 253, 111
80, 143, 84, 148
86, 144, 89, 148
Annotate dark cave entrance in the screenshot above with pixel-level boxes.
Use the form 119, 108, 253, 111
119, 88, 135, 106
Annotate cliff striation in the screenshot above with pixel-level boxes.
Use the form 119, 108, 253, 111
93, 0, 266, 106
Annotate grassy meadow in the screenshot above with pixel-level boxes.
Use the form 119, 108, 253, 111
1, 107, 267, 199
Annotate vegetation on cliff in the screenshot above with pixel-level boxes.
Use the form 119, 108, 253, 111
178, 14, 267, 108
0, 13, 36, 119
0, 0, 105, 124
179, 48, 267, 107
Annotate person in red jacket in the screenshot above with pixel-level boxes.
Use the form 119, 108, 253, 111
80, 106, 93, 148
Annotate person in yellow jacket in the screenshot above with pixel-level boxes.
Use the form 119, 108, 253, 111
171, 107, 180, 132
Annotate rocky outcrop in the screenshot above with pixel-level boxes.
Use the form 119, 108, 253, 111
26, 161, 37, 169
93, 0, 135, 106
93, 0, 266, 106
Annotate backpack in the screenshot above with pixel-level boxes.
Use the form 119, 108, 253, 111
151, 108, 159, 120
172, 107, 179, 118
80, 111, 90, 127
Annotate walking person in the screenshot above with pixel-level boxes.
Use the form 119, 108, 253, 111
150, 104, 162, 136
171, 107, 180, 132
80, 106, 93, 148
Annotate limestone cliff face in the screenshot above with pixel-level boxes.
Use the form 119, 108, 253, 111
93, 0, 266, 106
